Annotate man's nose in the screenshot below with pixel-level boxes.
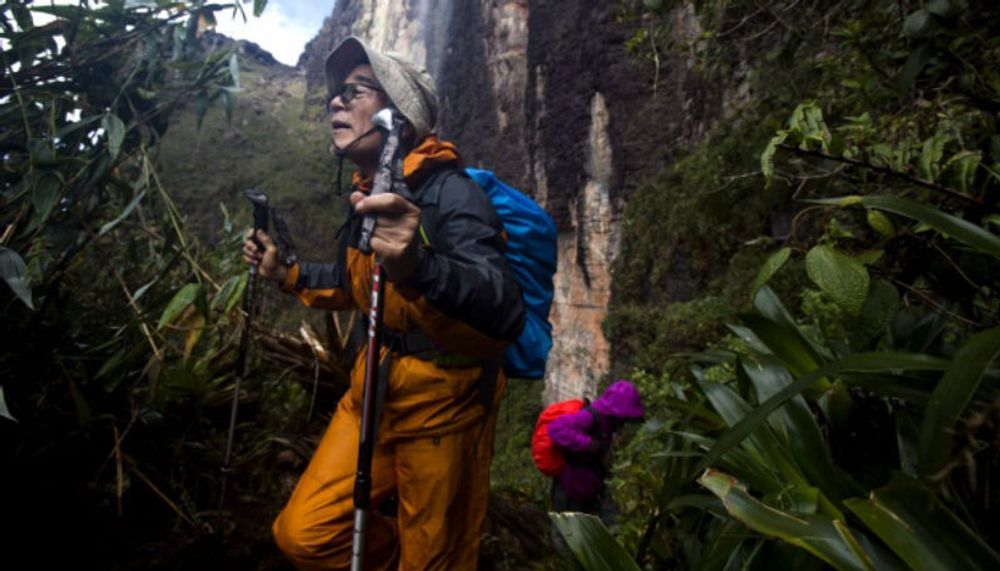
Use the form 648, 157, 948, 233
329, 95, 346, 113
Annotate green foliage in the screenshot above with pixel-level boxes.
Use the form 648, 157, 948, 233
804, 245, 870, 316
918, 327, 1000, 477
808, 194, 1000, 258
699, 470, 901, 570
551, 512, 642, 571
491, 377, 549, 503
155, 56, 345, 267
603, 285, 1000, 569
845, 476, 1000, 570
0, 245, 33, 308
0, 2, 331, 566
751, 246, 790, 296
606, 0, 1000, 568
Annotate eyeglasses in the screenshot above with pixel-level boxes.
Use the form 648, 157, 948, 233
331, 81, 383, 105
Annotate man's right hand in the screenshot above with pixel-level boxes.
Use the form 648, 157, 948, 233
242, 229, 287, 283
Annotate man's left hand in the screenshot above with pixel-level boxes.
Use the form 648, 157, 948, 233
351, 191, 421, 283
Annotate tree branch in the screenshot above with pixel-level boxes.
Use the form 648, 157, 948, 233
780, 144, 983, 205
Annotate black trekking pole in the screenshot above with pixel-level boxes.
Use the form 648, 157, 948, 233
219, 188, 270, 513
351, 108, 407, 571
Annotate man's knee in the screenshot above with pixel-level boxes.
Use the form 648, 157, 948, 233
272, 503, 352, 568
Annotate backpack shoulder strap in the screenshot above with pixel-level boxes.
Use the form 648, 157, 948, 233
414, 166, 467, 248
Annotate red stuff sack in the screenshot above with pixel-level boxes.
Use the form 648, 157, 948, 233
531, 398, 588, 477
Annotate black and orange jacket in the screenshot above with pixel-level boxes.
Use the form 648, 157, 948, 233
279, 136, 525, 438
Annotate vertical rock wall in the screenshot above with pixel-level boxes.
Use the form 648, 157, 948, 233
299, 1, 728, 403
543, 93, 617, 402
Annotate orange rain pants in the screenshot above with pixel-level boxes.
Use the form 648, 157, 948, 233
272, 353, 505, 570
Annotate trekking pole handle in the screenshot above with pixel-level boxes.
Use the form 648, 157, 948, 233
358, 108, 405, 255
244, 188, 270, 257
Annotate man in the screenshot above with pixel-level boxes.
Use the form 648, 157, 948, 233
242, 36, 525, 570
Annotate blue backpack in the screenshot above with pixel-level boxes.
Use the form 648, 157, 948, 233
465, 168, 557, 379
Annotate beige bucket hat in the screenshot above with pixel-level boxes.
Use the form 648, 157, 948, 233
324, 36, 439, 142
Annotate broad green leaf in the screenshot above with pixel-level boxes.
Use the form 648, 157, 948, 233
761, 130, 787, 188
740, 314, 826, 385
808, 195, 1000, 257
699, 470, 887, 571
157, 283, 203, 330
211, 273, 248, 314
0, 386, 17, 423
926, 0, 954, 17
751, 286, 832, 369
752, 247, 790, 297
697, 352, 954, 473
919, 327, 1000, 477
102, 113, 126, 159
0, 246, 34, 310
131, 278, 156, 303
98, 190, 146, 235
806, 245, 869, 316
786, 102, 831, 152
702, 383, 769, 452
898, 44, 931, 94
695, 519, 755, 571
223, 88, 235, 121
32, 173, 62, 225
227, 272, 249, 313
95, 343, 138, 382
846, 476, 1000, 570
725, 324, 774, 355
55, 114, 102, 139
852, 280, 900, 347
220, 202, 234, 233
740, 285, 832, 391
753, 287, 827, 355
229, 52, 240, 88
183, 313, 206, 362
194, 92, 211, 130
902, 10, 931, 37
943, 150, 980, 195
866, 210, 895, 237
740, 357, 852, 501
701, 382, 813, 498
253, 0, 268, 17
917, 134, 947, 181
550, 512, 642, 571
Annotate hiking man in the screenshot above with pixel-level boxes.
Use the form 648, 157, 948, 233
242, 36, 525, 570
547, 380, 645, 517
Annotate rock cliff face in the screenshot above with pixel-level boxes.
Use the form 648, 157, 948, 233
300, 1, 728, 402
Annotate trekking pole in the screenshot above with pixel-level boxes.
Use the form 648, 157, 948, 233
351, 108, 407, 571
219, 188, 270, 513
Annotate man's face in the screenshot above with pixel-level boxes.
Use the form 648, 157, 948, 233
328, 64, 388, 168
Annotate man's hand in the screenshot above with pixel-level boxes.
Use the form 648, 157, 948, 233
351, 191, 421, 283
242, 229, 287, 283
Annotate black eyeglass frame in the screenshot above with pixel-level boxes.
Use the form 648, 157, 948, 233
330, 81, 384, 106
